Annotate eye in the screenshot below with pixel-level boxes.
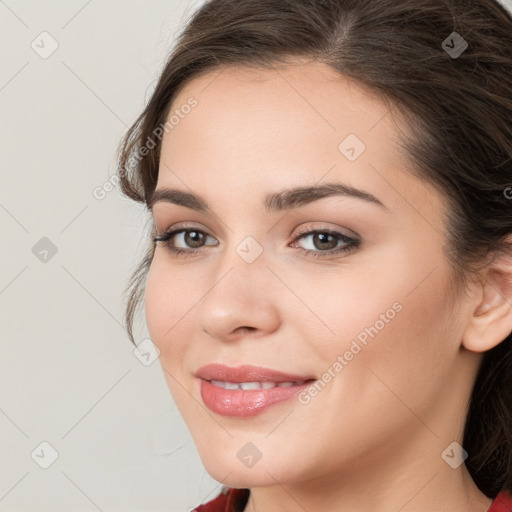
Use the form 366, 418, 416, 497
290, 229, 360, 259
153, 225, 360, 259
153, 227, 218, 257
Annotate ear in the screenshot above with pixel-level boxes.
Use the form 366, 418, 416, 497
462, 248, 512, 353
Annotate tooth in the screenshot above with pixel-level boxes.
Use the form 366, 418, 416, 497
240, 382, 262, 390
210, 380, 303, 390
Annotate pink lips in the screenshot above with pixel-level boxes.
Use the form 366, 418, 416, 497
196, 364, 316, 417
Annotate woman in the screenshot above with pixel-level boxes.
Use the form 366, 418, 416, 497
116, 0, 512, 510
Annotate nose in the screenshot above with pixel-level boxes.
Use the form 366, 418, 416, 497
196, 248, 281, 342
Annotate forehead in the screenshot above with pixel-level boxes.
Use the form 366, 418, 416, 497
162, 62, 391, 173
169, 60, 392, 146
157, 61, 446, 223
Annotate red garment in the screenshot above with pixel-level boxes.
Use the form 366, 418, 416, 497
193, 487, 512, 512
193, 487, 249, 512
490, 490, 512, 512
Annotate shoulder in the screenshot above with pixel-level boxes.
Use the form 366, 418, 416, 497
192, 486, 250, 512
488, 489, 512, 512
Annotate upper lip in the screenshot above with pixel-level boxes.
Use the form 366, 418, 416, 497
196, 364, 316, 383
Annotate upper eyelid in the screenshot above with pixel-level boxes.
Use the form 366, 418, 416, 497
158, 225, 358, 246
294, 224, 358, 239
155, 216, 358, 233
156, 223, 356, 237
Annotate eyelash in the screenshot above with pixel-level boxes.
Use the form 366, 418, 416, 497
153, 225, 360, 260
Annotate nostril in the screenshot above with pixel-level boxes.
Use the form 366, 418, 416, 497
238, 326, 256, 333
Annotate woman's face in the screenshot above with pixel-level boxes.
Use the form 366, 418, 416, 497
145, 61, 480, 489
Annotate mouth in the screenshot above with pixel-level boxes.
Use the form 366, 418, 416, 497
195, 364, 317, 417
209, 379, 310, 390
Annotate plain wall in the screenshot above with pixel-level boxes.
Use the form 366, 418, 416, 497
0, 2, 219, 511
1, 0, 511, 511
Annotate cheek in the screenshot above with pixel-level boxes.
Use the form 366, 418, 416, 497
144, 256, 193, 357
144, 259, 199, 411
314, 243, 458, 401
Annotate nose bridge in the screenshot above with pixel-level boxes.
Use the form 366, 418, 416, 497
215, 220, 269, 281
196, 233, 280, 338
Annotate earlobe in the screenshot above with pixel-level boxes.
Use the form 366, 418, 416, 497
462, 261, 512, 353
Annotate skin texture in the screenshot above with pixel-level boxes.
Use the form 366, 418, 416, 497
145, 60, 512, 511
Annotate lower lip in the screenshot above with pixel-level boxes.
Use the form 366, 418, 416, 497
199, 379, 315, 417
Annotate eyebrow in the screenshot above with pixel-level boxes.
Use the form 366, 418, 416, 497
148, 182, 389, 213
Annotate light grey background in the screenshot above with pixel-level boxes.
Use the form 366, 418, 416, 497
0, 1, 219, 511
1, 1, 512, 511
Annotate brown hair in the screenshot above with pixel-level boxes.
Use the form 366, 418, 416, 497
116, 0, 512, 498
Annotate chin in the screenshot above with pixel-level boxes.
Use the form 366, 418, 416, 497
203, 463, 278, 489
198, 446, 303, 489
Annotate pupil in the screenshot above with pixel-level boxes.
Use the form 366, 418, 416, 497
186, 231, 203, 247
315, 233, 336, 250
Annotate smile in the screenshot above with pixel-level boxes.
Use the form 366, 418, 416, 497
195, 364, 317, 417
210, 379, 307, 390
